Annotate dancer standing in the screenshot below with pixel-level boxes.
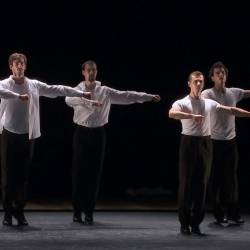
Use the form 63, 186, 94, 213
66, 60, 161, 225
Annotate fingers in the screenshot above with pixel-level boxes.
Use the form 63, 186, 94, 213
93, 101, 103, 107
83, 92, 91, 99
153, 95, 161, 102
19, 94, 29, 101
194, 116, 204, 123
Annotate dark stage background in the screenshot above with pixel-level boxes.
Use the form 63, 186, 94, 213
1, 0, 250, 206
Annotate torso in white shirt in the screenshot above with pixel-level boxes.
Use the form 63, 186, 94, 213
68, 80, 153, 128
172, 95, 219, 136
73, 82, 112, 127
4, 81, 29, 134
201, 87, 244, 140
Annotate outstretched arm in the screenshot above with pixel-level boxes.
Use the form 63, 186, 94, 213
169, 107, 204, 122
0, 86, 21, 99
37, 81, 91, 98
64, 83, 101, 108
107, 87, 160, 104
243, 90, 250, 99
0, 87, 29, 102
217, 105, 250, 117
65, 96, 102, 108
152, 95, 161, 102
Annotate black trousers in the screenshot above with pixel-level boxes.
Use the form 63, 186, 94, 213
1, 128, 34, 215
178, 135, 212, 227
72, 125, 106, 215
210, 138, 239, 220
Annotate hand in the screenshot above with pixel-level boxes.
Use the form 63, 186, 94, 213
92, 101, 103, 107
192, 114, 204, 123
152, 95, 161, 102
19, 94, 29, 101
83, 92, 91, 99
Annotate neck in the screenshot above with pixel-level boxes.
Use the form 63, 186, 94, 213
85, 81, 96, 90
214, 84, 225, 93
189, 92, 200, 100
12, 76, 25, 84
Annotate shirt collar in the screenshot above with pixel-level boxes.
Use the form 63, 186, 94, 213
81, 80, 101, 91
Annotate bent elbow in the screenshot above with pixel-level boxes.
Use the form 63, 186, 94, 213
65, 97, 72, 107
168, 110, 175, 119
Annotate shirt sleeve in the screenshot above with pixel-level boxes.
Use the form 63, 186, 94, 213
105, 86, 154, 104
37, 81, 84, 98
65, 85, 96, 108
172, 100, 182, 110
0, 83, 20, 99
231, 88, 244, 102
201, 89, 210, 99
210, 99, 220, 112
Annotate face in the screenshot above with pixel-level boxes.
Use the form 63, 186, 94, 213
10, 58, 26, 78
82, 63, 97, 83
188, 74, 204, 97
211, 67, 227, 88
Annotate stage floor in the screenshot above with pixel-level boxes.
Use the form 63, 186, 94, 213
0, 196, 178, 211
0, 211, 249, 249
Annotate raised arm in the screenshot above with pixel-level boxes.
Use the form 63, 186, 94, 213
169, 107, 204, 122
107, 87, 160, 104
217, 105, 250, 117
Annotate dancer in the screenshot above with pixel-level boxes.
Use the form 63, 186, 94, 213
201, 61, 249, 225
169, 71, 250, 235
66, 60, 161, 225
0, 52, 96, 226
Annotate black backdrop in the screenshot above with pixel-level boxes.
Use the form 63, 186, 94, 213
1, 0, 250, 205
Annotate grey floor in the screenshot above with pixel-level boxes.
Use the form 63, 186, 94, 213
0, 212, 250, 249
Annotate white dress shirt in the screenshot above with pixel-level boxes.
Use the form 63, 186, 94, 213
4, 81, 29, 133
65, 81, 154, 128
0, 85, 20, 99
0, 76, 90, 139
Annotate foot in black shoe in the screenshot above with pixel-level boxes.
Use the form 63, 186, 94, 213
214, 218, 228, 226
2, 213, 12, 226
73, 213, 83, 223
180, 225, 190, 235
84, 214, 93, 225
191, 226, 206, 236
13, 213, 29, 226
227, 217, 245, 224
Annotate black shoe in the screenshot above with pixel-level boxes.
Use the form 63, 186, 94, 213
73, 213, 83, 223
84, 214, 93, 225
2, 213, 12, 226
227, 216, 245, 224
13, 212, 29, 226
191, 226, 206, 236
180, 225, 190, 235
215, 218, 228, 225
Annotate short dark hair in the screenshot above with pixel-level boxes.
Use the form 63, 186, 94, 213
8, 53, 27, 66
188, 71, 204, 81
81, 60, 97, 70
209, 61, 228, 79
